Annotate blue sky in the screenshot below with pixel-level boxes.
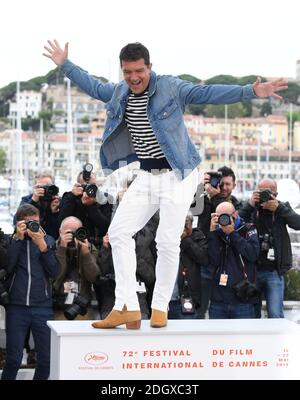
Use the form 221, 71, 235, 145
1, 0, 299, 88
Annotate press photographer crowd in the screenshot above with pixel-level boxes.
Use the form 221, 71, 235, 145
1, 163, 300, 379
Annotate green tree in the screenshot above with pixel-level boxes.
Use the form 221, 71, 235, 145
81, 115, 90, 124
280, 82, 300, 104
205, 75, 238, 85
260, 102, 272, 116
206, 102, 249, 118
0, 148, 6, 173
284, 269, 300, 300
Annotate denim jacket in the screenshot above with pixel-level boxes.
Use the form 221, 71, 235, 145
61, 60, 256, 179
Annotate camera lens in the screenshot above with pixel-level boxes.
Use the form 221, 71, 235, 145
84, 184, 97, 198
26, 220, 40, 232
63, 296, 89, 320
74, 227, 88, 242
218, 213, 232, 227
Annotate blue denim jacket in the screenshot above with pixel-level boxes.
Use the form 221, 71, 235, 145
61, 60, 256, 179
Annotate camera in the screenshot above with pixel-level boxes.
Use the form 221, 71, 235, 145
40, 184, 59, 200
232, 278, 260, 302
0, 269, 9, 306
218, 213, 232, 227
259, 189, 273, 204
207, 172, 222, 188
68, 227, 88, 247
73, 227, 88, 242
63, 296, 89, 320
82, 183, 98, 198
260, 233, 273, 252
26, 220, 40, 233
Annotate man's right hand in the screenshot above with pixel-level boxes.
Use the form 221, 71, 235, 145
32, 185, 45, 202
43, 39, 68, 66
60, 230, 74, 248
249, 191, 260, 208
15, 220, 27, 240
203, 173, 221, 198
210, 213, 219, 232
72, 183, 84, 197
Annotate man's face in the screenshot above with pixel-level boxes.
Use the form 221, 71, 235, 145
122, 58, 152, 94
36, 176, 53, 188
220, 176, 235, 198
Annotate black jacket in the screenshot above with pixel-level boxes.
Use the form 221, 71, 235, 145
17, 194, 60, 240
6, 235, 58, 307
239, 201, 300, 274
208, 222, 259, 304
178, 228, 209, 307
197, 193, 242, 236
59, 192, 112, 246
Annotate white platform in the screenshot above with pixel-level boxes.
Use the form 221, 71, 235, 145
47, 319, 300, 380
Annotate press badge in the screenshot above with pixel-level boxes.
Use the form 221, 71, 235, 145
136, 281, 146, 293
219, 273, 228, 286
64, 281, 78, 304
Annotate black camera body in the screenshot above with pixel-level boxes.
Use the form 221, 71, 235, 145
0, 269, 9, 306
82, 183, 98, 198
233, 278, 260, 302
26, 220, 40, 233
259, 189, 273, 204
218, 213, 232, 227
40, 184, 59, 200
207, 172, 222, 188
64, 296, 89, 320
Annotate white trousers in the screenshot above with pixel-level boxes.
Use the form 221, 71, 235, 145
108, 168, 199, 312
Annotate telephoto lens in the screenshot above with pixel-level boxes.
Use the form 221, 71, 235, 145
64, 296, 89, 320
218, 213, 232, 227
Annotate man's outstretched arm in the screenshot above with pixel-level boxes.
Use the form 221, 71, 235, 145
43, 39, 115, 103
170, 75, 288, 106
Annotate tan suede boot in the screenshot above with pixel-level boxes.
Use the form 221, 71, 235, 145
92, 309, 141, 329
150, 309, 168, 328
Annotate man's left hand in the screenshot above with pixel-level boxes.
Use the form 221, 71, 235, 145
253, 77, 288, 100
221, 219, 235, 235
262, 199, 279, 212
27, 230, 48, 252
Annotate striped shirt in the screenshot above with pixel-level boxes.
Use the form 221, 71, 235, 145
125, 91, 165, 159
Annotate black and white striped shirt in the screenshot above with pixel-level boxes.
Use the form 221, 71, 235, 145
125, 91, 165, 159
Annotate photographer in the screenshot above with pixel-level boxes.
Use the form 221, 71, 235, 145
169, 213, 209, 319
208, 202, 260, 319
0, 227, 9, 307
196, 166, 242, 236
0, 227, 8, 270
238, 178, 300, 318
53, 216, 100, 320
17, 172, 60, 240
59, 166, 112, 248
1, 204, 58, 380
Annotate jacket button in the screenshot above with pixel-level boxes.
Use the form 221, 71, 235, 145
109, 128, 112, 132
163, 112, 167, 116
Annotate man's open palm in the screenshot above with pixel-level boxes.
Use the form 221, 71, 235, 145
43, 39, 68, 66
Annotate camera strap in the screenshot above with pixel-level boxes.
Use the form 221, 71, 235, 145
238, 255, 248, 280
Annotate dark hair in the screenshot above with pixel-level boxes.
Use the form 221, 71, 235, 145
218, 166, 236, 182
15, 204, 39, 222
119, 43, 150, 66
